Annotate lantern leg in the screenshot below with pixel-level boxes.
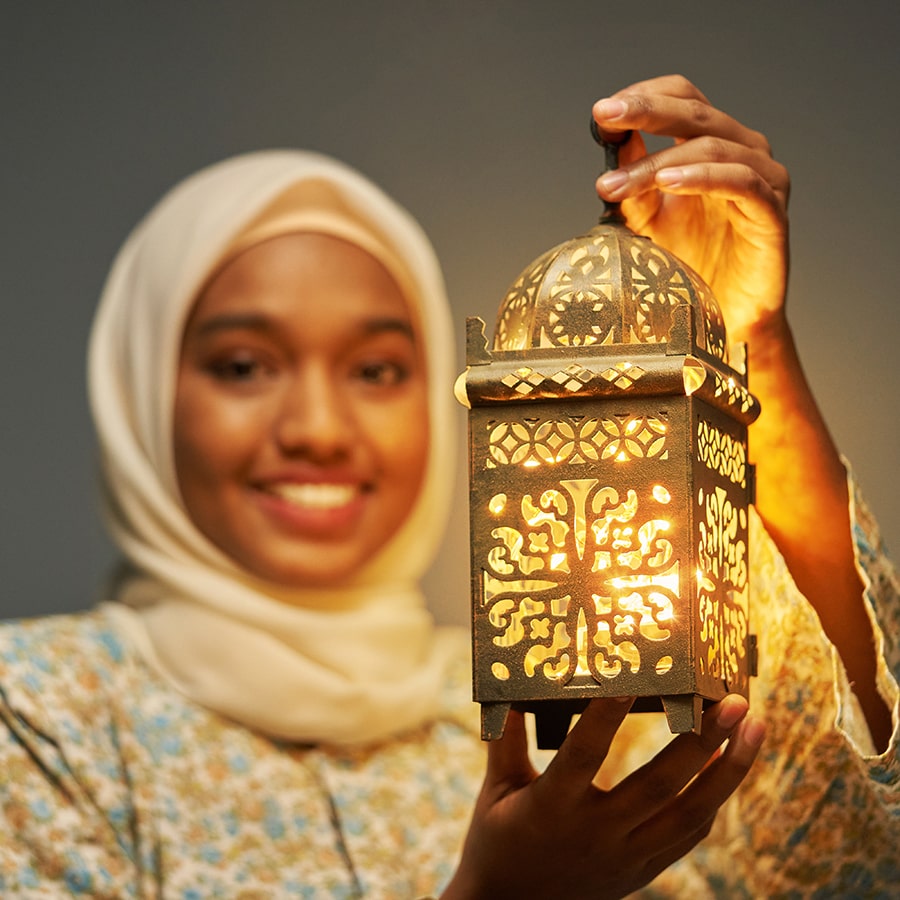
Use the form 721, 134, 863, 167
532, 704, 579, 751
661, 694, 703, 735
480, 702, 512, 741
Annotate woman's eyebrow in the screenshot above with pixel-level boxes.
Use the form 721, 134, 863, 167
360, 317, 416, 340
188, 313, 416, 340
190, 313, 273, 337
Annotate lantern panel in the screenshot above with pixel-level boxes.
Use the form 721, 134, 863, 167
692, 404, 754, 698
471, 396, 695, 705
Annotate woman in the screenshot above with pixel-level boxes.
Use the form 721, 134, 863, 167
0, 76, 896, 898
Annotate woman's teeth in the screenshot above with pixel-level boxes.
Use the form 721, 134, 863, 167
268, 483, 357, 509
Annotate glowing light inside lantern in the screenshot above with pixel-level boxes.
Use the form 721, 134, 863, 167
491, 661, 510, 680
696, 567, 716, 594
574, 608, 592, 676
608, 568, 681, 598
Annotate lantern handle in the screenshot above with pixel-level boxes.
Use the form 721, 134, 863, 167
590, 117, 632, 223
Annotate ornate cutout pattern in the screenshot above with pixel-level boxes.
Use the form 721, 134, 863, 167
598, 361, 647, 389
629, 243, 692, 343
492, 229, 729, 361
711, 371, 755, 415
500, 367, 546, 395
551, 363, 592, 392
487, 414, 669, 467
697, 420, 747, 488
482, 479, 679, 685
696, 486, 749, 684
494, 252, 555, 350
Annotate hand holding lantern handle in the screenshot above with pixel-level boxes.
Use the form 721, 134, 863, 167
592, 74, 891, 748
443, 695, 764, 899
591, 73, 789, 346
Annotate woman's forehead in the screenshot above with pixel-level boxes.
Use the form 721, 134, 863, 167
184, 232, 420, 344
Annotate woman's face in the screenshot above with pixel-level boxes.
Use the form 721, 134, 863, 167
173, 232, 429, 589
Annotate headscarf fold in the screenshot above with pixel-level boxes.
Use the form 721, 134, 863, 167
88, 150, 465, 745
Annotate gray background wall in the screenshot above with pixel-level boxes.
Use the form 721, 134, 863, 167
2, 2, 898, 626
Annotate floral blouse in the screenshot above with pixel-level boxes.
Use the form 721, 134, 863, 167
1, 475, 898, 899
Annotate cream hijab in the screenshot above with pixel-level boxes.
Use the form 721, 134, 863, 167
88, 150, 466, 745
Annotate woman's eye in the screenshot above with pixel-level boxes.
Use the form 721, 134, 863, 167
355, 360, 408, 387
208, 356, 266, 382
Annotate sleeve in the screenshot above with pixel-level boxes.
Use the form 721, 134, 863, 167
692, 468, 900, 897
849, 465, 900, 724
0, 620, 142, 898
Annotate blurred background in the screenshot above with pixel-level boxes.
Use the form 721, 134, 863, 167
2, 1, 898, 625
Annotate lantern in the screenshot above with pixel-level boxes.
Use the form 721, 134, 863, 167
457, 131, 760, 749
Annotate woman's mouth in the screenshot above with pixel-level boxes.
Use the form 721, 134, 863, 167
265, 482, 360, 511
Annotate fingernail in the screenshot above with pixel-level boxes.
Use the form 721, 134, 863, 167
732, 718, 766, 766
656, 167, 685, 187
714, 695, 748, 731
595, 98, 628, 120
743, 718, 766, 748
597, 169, 628, 195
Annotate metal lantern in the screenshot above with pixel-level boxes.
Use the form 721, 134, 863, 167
457, 134, 760, 749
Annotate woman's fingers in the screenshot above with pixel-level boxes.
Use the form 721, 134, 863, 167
538, 697, 634, 799
593, 74, 768, 151
608, 696, 753, 822
597, 139, 789, 209
632, 714, 766, 852
453, 696, 763, 898
613, 73, 714, 105
484, 709, 538, 797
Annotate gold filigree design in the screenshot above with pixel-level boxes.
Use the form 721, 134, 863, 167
547, 299, 606, 347
591, 415, 668, 462
696, 486, 749, 683
487, 414, 668, 467
629, 243, 693, 344
494, 253, 555, 350
483, 480, 679, 684
550, 363, 592, 393
544, 238, 615, 347
492, 226, 730, 361
711, 371, 754, 415
500, 366, 546, 395
599, 361, 647, 389
682, 268, 727, 361
697, 420, 747, 488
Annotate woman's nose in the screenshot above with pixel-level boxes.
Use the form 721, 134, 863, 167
273, 365, 355, 459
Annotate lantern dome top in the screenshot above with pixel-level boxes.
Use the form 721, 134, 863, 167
492, 218, 730, 363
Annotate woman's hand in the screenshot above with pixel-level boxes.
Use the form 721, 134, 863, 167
443, 696, 764, 900
591, 77, 892, 749
592, 74, 790, 346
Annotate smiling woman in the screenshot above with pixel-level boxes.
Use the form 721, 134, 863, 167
174, 232, 429, 589
84, 153, 464, 753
